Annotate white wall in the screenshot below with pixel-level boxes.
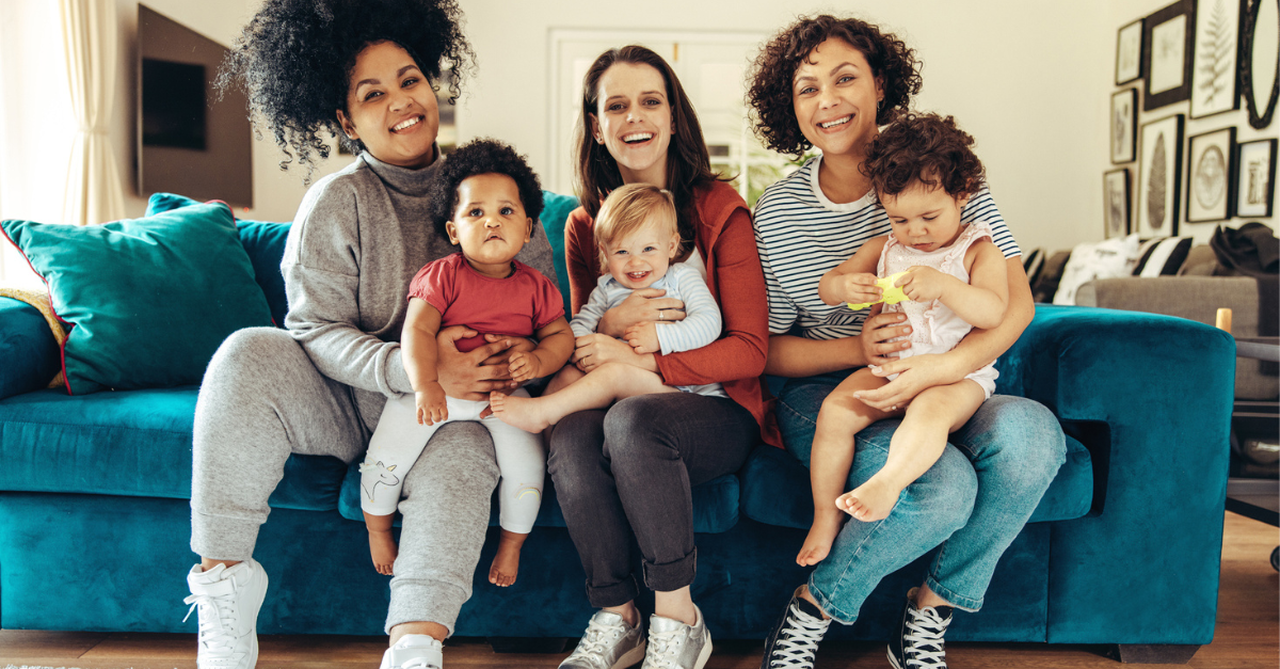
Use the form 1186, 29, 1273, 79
1106, 0, 1277, 245
456, 0, 1114, 254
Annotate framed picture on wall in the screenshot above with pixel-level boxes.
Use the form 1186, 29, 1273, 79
1104, 169, 1132, 238
1137, 114, 1185, 237
1241, 0, 1280, 129
1116, 19, 1145, 84
1186, 127, 1236, 222
1236, 138, 1277, 217
1143, 0, 1197, 111
1190, 0, 1244, 118
1111, 88, 1138, 163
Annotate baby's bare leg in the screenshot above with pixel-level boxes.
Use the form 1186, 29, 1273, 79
543, 364, 585, 396
364, 511, 398, 576
797, 369, 893, 566
491, 362, 676, 433
488, 530, 527, 587
839, 380, 987, 523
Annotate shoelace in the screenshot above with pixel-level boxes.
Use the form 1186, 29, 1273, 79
902, 608, 948, 668
182, 591, 242, 663
641, 627, 685, 669
767, 600, 830, 668
565, 616, 626, 669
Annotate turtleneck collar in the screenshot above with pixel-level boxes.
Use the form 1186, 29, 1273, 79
359, 144, 441, 197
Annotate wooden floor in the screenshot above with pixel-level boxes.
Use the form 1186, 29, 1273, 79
2, 512, 1276, 669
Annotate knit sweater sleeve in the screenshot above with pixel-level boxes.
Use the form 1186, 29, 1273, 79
281, 174, 410, 396
564, 207, 601, 314
654, 203, 768, 386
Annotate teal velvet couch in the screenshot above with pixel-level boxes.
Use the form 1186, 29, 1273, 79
0, 192, 1235, 662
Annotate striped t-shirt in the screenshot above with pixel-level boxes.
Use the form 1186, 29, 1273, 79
753, 155, 1021, 341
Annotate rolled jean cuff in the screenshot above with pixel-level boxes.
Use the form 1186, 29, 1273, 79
386, 577, 469, 636
806, 576, 857, 625
642, 547, 698, 593
586, 575, 640, 609
925, 574, 982, 613
189, 508, 261, 562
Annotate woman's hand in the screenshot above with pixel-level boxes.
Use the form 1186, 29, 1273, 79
597, 288, 685, 337
572, 333, 654, 372
854, 352, 967, 411
857, 305, 913, 366
623, 321, 660, 354
436, 326, 519, 400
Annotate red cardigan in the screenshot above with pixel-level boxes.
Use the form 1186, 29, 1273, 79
565, 181, 780, 447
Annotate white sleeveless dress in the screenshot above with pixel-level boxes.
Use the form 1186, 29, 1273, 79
870, 220, 999, 398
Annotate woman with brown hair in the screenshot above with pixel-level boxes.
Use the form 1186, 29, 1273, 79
550, 45, 773, 669
747, 15, 1065, 669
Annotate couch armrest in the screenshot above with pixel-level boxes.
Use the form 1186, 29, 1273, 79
0, 297, 61, 400
998, 305, 1233, 645
1076, 276, 1274, 400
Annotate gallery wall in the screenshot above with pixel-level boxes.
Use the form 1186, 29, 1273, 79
1105, 0, 1277, 244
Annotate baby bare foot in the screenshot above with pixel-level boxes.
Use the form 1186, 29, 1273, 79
837, 476, 903, 523
489, 530, 527, 587
369, 529, 398, 576
796, 509, 845, 566
488, 391, 553, 433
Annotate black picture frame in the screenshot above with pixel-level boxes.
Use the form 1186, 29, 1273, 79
1240, 0, 1279, 129
1111, 88, 1139, 164
1236, 138, 1277, 217
1117, 19, 1145, 84
1190, 0, 1245, 119
1104, 168, 1132, 238
1137, 114, 1185, 237
1143, 0, 1197, 111
1186, 127, 1237, 222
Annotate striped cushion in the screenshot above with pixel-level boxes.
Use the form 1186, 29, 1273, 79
1023, 247, 1046, 285
1133, 237, 1193, 276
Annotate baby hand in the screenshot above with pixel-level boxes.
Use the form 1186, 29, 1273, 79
508, 350, 541, 383
898, 267, 948, 303
415, 383, 448, 426
834, 272, 882, 306
624, 321, 660, 354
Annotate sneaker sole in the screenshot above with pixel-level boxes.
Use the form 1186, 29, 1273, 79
614, 642, 646, 669
886, 644, 904, 669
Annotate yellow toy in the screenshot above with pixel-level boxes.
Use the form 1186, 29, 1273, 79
847, 271, 910, 310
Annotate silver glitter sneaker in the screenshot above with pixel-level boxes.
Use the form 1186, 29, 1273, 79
559, 610, 647, 669
640, 605, 712, 669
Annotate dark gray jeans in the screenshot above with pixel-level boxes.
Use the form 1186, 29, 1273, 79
547, 392, 757, 608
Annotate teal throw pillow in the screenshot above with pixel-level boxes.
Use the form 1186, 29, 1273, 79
0, 202, 274, 394
540, 190, 580, 317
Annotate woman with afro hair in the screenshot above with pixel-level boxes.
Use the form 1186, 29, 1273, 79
184, 2, 556, 668
747, 15, 1065, 669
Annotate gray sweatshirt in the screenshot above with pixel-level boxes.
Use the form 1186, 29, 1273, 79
281, 151, 556, 429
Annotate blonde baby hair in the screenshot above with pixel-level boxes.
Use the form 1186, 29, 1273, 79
594, 183, 680, 270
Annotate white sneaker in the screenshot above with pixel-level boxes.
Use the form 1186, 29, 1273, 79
380, 634, 444, 669
183, 559, 268, 669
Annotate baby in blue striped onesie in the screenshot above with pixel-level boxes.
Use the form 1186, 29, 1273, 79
490, 183, 723, 432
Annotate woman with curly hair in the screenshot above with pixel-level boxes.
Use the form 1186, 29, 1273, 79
549, 45, 772, 669
184, 2, 556, 668
747, 15, 1065, 669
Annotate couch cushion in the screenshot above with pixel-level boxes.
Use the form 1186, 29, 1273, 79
0, 387, 346, 510
739, 435, 1092, 530
0, 299, 60, 401
1, 203, 275, 394
336, 461, 740, 534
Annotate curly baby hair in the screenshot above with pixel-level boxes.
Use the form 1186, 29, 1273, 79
747, 14, 922, 158
217, 0, 474, 179
424, 138, 544, 239
862, 112, 986, 200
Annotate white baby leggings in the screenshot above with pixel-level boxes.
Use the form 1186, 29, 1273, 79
360, 388, 544, 534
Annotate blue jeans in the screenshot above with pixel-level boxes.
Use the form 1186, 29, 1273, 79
775, 370, 1066, 622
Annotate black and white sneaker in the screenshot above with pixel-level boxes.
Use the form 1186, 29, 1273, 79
887, 588, 953, 669
760, 586, 830, 669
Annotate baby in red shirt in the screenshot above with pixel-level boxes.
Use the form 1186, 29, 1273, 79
359, 139, 573, 587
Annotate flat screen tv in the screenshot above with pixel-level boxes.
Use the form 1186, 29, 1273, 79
137, 5, 252, 207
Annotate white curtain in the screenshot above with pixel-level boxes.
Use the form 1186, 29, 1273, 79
60, 0, 125, 227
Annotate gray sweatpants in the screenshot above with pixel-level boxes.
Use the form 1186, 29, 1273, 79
189, 327, 498, 634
